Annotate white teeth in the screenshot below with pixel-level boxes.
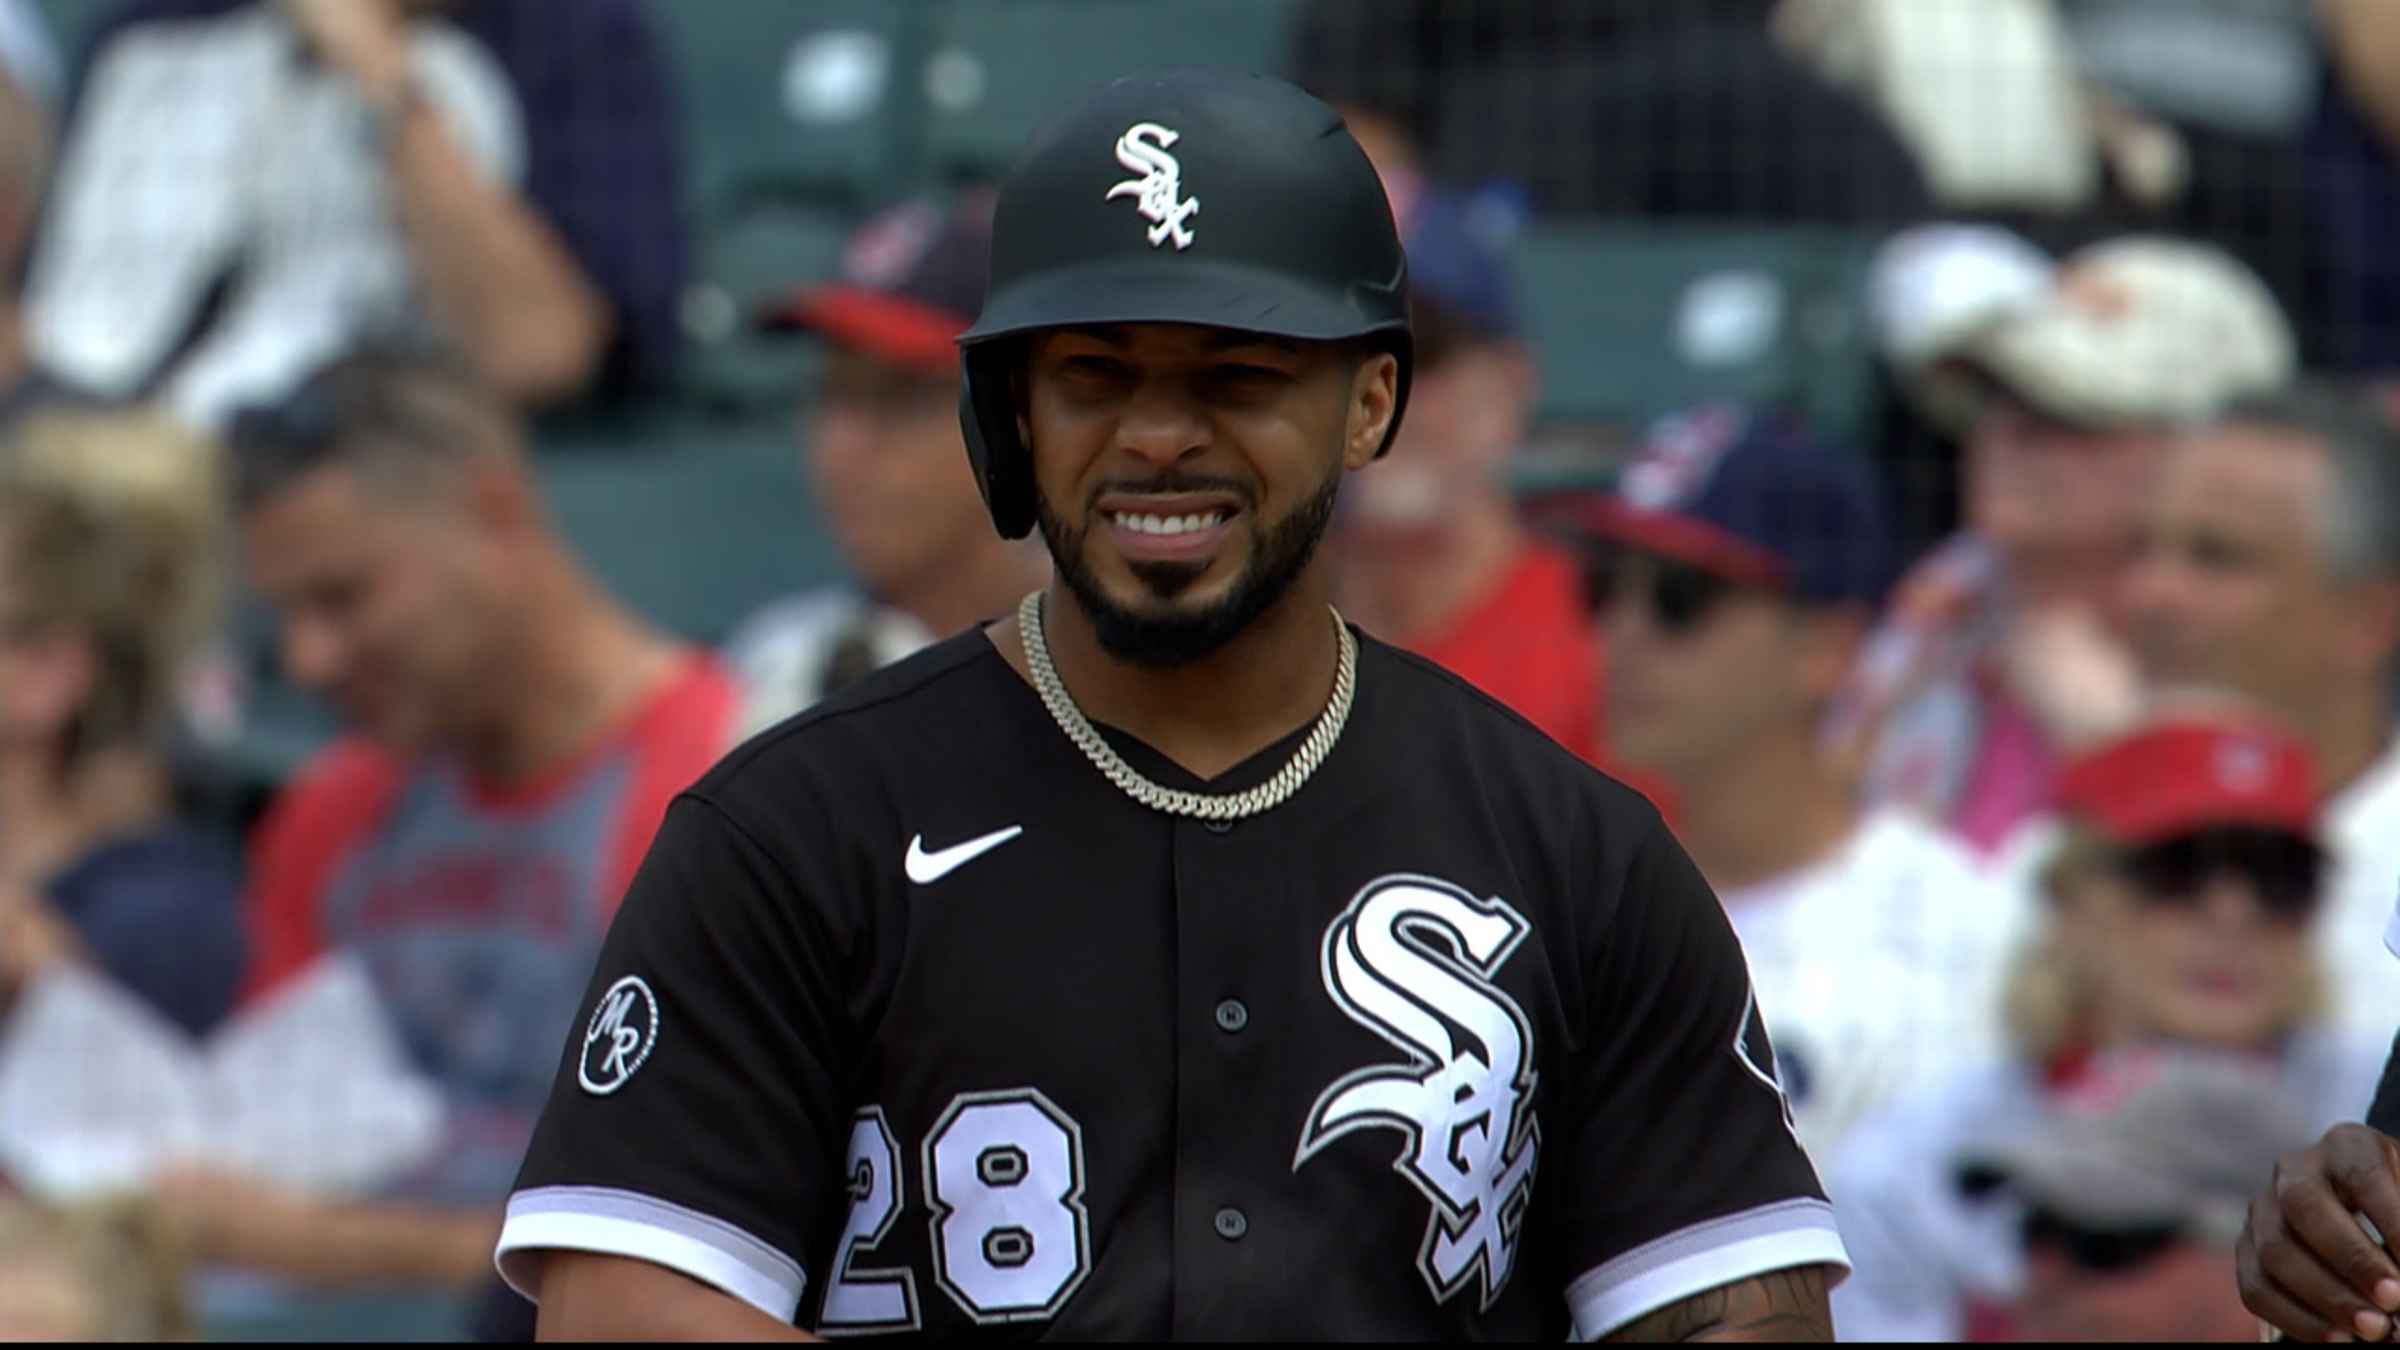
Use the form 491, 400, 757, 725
1113, 511, 1227, 536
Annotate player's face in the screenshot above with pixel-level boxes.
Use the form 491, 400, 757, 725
243, 463, 510, 756
2061, 831, 2317, 1051
1022, 323, 1398, 664
1967, 403, 2166, 606
808, 347, 982, 601
1598, 552, 1825, 777
2125, 428, 2362, 718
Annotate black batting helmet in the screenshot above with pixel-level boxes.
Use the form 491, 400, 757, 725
956, 69, 1414, 539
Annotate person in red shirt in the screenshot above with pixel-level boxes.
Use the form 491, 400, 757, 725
149, 343, 738, 1317
1330, 188, 1603, 761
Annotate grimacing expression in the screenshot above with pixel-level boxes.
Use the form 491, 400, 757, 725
242, 464, 512, 755
1020, 323, 1397, 664
808, 346, 984, 602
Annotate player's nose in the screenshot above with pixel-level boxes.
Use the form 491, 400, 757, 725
1112, 380, 1211, 471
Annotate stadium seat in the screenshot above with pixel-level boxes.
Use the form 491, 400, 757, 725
1513, 222, 1883, 452
920, 0, 1295, 182
537, 407, 848, 649
679, 202, 851, 414
653, 0, 925, 214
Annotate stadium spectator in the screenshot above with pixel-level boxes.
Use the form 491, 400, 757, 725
2309, 0, 2400, 375
2119, 383, 2400, 1040
1829, 710, 2378, 1340
24, 0, 682, 429
1288, 0, 1930, 224
0, 409, 243, 1037
1331, 188, 1601, 761
722, 194, 1047, 740
148, 345, 736, 1310
1842, 236, 2296, 856
1534, 406, 2014, 1157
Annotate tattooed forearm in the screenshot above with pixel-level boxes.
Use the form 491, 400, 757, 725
1603, 1265, 1833, 1342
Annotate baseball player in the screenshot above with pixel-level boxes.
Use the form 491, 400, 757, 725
492, 70, 1846, 1340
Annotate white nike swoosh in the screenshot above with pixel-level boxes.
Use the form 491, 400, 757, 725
905, 826, 1025, 884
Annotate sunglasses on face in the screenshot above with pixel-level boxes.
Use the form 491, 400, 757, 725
2023, 1208, 2186, 1275
2116, 827, 2325, 925
1579, 549, 1742, 636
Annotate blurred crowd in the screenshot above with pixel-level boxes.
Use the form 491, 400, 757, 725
0, 0, 2397, 1341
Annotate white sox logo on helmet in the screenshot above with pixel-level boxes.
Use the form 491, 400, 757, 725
1105, 122, 1198, 250
1295, 874, 1540, 1312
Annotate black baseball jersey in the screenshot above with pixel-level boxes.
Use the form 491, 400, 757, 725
496, 625, 1847, 1338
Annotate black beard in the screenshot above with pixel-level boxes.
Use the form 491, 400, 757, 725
1036, 468, 1341, 667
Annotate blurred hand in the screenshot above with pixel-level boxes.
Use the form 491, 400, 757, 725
1999, 604, 2142, 752
150, 1165, 318, 1269
0, 883, 84, 1006
281, 0, 411, 101
2238, 1123, 2400, 1342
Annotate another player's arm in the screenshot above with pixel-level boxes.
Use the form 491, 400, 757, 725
1602, 1266, 1834, 1343
536, 1253, 821, 1342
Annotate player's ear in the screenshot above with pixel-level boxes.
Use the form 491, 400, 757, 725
1343, 347, 1400, 471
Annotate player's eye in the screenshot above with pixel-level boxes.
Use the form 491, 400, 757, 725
1058, 354, 1130, 382
1203, 363, 1293, 399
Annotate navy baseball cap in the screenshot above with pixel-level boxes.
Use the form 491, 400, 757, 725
1402, 187, 1522, 342
759, 192, 995, 371
1532, 406, 1895, 606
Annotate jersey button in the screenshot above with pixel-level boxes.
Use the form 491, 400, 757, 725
1214, 998, 1249, 1034
1213, 1206, 1248, 1242
1204, 818, 1234, 834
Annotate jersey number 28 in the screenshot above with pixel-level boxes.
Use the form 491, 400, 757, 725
818, 1088, 1092, 1334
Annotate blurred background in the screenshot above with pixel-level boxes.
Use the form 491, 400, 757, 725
0, 0, 2396, 1340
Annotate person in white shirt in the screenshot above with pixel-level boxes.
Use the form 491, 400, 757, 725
24, 0, 680, 428
1833, 712, 2381, 1341
721, 194, 1046, 740
2110, 381, 2400, 1041
1535, 405, 2019, 1160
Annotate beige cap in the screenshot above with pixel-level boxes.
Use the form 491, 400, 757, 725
1922, 236, 2296, 433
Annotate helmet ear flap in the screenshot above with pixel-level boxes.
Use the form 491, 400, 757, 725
959, 349, 1037, 540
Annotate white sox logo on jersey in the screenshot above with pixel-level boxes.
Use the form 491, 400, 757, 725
1105, 122, 1198, 250
1295, 875, 1540, 1311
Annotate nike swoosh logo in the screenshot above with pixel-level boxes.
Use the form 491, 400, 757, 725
905, 826, 1025, 884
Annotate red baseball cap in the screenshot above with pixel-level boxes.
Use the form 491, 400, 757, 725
2055, 719, 2319, 847
758, 192, 995, 372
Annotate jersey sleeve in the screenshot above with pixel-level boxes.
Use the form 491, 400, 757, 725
1555, 817, 1850, 1338
494, 792, 857, 1323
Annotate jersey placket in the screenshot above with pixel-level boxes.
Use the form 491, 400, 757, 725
1166, 811, 1289, 1336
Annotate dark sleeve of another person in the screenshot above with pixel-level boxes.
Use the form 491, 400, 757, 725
2365, 1028, 2400, 1138
51, 834, 247, 1038
460, 0, 687, 400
